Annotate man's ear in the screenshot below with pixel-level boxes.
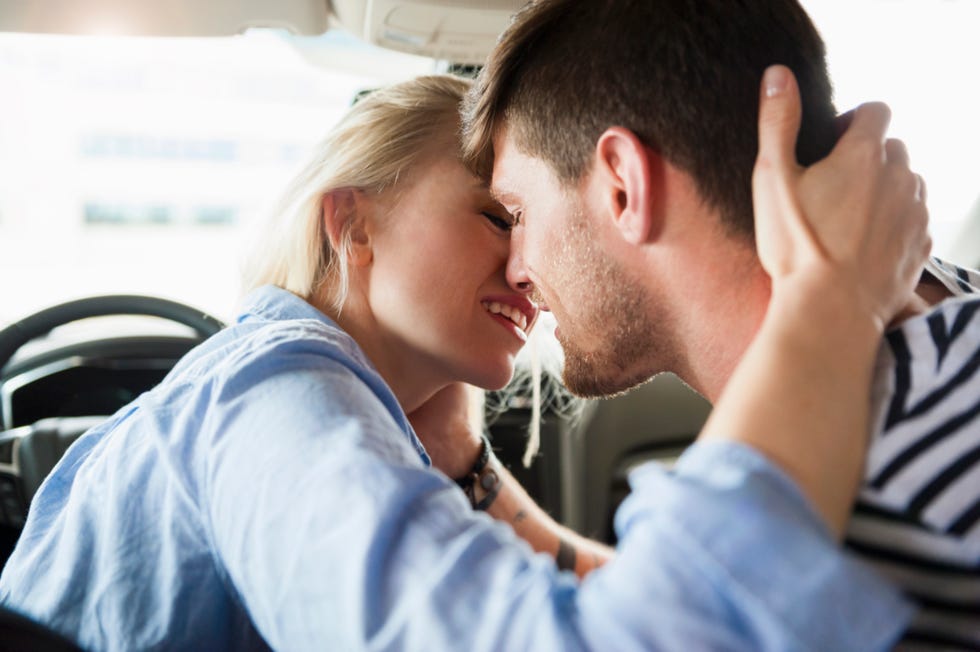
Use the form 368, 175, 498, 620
594, 127, 660, 245
321, 189, 373, 267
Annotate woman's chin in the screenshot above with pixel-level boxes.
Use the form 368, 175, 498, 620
466, 362, 515, 391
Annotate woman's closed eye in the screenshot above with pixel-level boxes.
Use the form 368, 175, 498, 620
481, 210, 514, 233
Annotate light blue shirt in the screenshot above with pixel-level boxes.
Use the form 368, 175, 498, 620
0, 286, 913, 650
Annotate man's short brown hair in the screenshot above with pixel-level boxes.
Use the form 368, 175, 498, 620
462, 0, 837, 238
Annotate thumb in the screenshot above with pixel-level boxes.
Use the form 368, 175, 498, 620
752, 65, 809, 279
756, 65, 803, 177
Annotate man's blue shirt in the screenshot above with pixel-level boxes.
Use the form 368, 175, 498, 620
0, 286, 912, 650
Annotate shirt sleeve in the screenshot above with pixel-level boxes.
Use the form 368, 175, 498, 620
576, 441, 915, 651
200, 338, 913, 651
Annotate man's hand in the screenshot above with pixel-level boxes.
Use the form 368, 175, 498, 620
752, 64, 930, 332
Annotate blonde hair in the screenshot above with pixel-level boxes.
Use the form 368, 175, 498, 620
243, 74, 472, 312
242, 73, 577, 467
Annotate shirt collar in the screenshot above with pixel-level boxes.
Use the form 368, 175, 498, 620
234, 285, 432, 467
236, 285, 336, 327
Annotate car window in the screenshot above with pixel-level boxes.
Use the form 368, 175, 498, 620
0, 29, 435, 327
805, 0, 980, 267
0, 0, 977, 330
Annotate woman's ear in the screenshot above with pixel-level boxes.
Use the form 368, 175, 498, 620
594, 127, 662, 245
321, 189, 373, 267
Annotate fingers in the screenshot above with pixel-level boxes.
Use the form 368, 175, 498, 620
884, 138, 909, 169
884, 163, 931, 311
837, 101, 891, 149
756, 65, 803, 176
885, 138, 927, 201
884, 136, 928, 207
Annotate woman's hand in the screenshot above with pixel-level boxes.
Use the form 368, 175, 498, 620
700, 66, 930, 537
412, 388, 614, 578
407, 383, 484, 479
752, 65, 930, 332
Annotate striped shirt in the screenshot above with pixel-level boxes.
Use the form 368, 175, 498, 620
848, 257, 980, 651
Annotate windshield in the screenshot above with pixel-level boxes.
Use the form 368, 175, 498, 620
0, 29, 435, 326
1, 1, 977, 328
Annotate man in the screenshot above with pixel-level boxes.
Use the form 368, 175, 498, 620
463, 0, 979, 648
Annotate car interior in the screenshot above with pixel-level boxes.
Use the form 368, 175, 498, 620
0, 0, 977, 645
0, 0, 725, 569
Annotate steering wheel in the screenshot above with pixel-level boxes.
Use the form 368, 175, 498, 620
0, 295, 224, 373
0, 296, 224, 524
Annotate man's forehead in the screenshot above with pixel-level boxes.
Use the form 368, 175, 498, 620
488, 133, 521, 204
489, 128, 545, 205
490, 140, 578, 213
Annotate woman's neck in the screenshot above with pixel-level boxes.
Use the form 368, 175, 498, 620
311, 291, 443, 413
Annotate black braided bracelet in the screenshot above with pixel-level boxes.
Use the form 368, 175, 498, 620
455, 433, 491, 485
454, 433, 501, 510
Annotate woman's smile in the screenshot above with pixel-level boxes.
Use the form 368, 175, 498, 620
481, 296, 538, 342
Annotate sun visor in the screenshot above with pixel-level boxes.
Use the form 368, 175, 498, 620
0, 0, 330, 37
331, 0, 523, 65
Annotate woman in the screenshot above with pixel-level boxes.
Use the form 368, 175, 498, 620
240, 74, 610, 572
0, 72, 928, 650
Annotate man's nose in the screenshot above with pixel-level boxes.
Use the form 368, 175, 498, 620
506, 227, 533, 294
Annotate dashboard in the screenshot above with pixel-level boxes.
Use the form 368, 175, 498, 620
1, 336, 196, 431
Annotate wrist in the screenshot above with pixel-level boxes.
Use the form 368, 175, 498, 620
768, 272, 884, 345
453, 434, 503, 511
423, 425, 483, 479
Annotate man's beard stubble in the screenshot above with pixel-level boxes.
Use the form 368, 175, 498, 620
554, 209, 680, 398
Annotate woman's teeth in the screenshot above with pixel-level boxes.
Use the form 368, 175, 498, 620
482, 301, 528, 331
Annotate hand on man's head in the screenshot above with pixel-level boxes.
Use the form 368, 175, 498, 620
752, 64, 930, 333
